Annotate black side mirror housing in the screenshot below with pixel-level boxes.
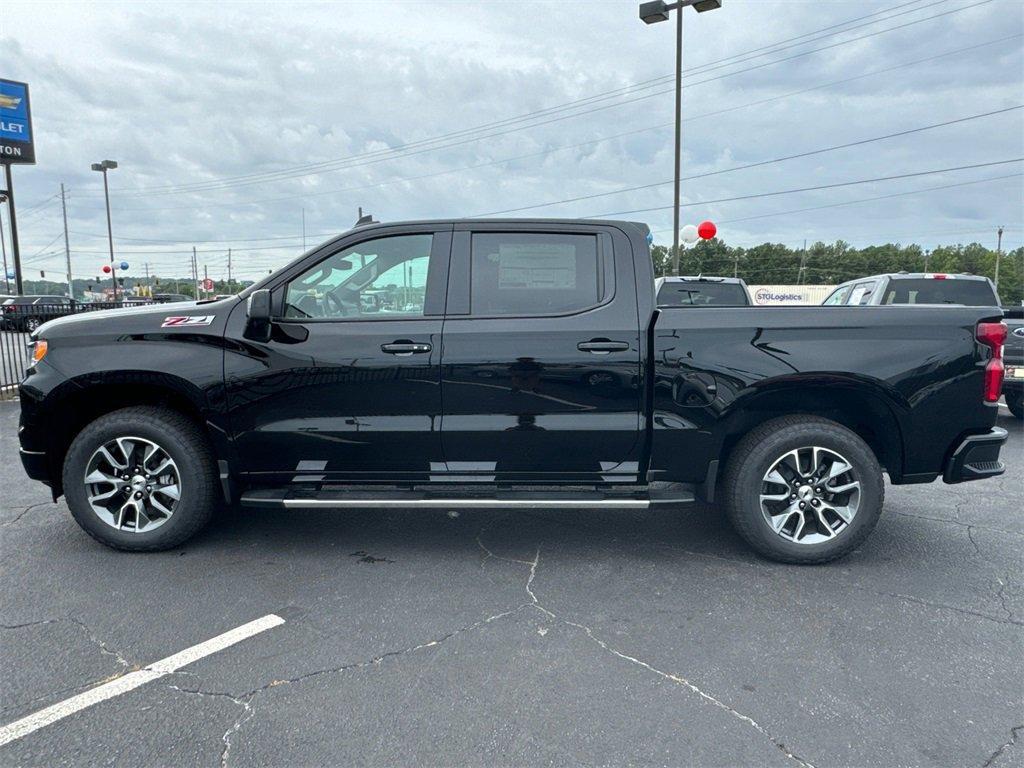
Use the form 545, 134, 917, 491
245, 289, 272, 341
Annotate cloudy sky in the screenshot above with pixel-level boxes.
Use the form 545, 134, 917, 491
2, 0, 1023, 284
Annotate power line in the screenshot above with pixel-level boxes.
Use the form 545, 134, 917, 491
587, 159, 1024, 218
716, 172, 1024, 226
67, 32, 1019, 218
86, 0, 991, 198
40, 162, 1022, 264
475, 105, 1023, 216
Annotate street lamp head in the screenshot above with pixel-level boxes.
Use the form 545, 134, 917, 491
91, 160, 118, 171
639, 1, 670, 24
640, 0, 721, 23
90, 163, 103, 172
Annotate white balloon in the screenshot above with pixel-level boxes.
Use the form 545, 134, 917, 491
681, 224, 699, 244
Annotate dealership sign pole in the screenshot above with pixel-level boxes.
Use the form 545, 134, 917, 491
0, 78, 36, 296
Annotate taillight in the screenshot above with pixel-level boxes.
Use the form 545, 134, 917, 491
977, 321, 1007, 403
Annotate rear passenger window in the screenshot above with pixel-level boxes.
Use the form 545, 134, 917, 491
470, 233, 610, 316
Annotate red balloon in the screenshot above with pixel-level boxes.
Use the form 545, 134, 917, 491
698, 220, 717, 240
102, 265, 112, 274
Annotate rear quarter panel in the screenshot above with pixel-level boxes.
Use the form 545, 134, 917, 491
651, 305, 1001, 482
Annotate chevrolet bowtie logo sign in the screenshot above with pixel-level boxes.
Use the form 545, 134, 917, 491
0, 78, 34, 164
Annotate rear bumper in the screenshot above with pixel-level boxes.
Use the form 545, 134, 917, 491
943, 427, 1008, 484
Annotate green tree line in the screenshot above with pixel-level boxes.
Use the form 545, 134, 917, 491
652, 239, 1024, 304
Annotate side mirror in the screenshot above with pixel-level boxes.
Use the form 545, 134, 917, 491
245, 289, 272, 341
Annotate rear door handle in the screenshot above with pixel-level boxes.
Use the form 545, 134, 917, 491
381, 341, 432, 356
577, 339, 630, 355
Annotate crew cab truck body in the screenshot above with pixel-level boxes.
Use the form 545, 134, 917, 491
822, 272, 1001, 307
17, 219, 1008, 563
655, 276, 751, 307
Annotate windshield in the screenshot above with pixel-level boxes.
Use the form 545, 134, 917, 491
881, 279, 998, 306
658, 282, 749, 307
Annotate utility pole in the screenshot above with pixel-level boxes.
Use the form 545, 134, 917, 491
994, 226, 1004, 289
924, 248, 931, 272
302, 208, 307, 251
733, 250, 739, 278
203, 264, 209, 299
192, 246, 198, 299
60, 184, 73, 299
3, 164, 24, 294
0, 197, 10, 294
144, 262, 150, 296
227, 248, 232, 288
797, 239, 808, 284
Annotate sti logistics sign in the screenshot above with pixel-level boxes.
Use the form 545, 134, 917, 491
0, 79, 35, 164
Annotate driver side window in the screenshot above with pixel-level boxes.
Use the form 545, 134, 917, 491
284, 234, 433, 320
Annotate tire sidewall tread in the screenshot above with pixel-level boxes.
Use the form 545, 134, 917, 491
62, 406, 217, 551
722, 415, 884, 564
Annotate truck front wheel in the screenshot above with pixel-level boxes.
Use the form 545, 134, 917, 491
62, 406, 219, 551
722, 415, 884, 564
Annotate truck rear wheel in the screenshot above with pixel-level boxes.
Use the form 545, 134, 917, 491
722, 415, 884, 564
62, 406, 218, 551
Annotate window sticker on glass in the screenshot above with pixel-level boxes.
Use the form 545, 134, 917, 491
495, 244, 577, 290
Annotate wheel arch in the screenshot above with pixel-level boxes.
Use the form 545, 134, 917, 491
41, 372, 228, 498
714, 378, 906, 485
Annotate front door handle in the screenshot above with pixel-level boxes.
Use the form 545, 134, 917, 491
577, 339, 630, 355
381, 341, 432, 356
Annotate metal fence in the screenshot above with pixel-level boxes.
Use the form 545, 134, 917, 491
0, 301, 153, 401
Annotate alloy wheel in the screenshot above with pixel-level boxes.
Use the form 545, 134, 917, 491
83, 436, 181, 533
759, 446, 861, 544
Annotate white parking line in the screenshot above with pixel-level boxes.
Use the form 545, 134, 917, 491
0, 613, 285, 747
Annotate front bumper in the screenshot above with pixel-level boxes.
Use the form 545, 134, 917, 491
19, 448, 50, 484
943, 427, 1008, 483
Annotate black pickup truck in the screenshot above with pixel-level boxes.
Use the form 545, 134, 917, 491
17, 219, 1009, 563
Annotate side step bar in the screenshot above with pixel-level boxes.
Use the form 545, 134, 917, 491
240, 487, 695, 510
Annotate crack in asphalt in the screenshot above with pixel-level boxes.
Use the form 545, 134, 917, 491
983, 723, 1023, 767
0, 502, 50, 528
62, 617, 133, 670
164, 604, 529, 766
893, 508, 1024, 540
865, 589, 1022, 627
0, 619, 61, 630
0, 615, 135, 716
165, 684, 255, 768
993, 577, 1016, 623
0, 615, 132, 668
478, 533, 817, 768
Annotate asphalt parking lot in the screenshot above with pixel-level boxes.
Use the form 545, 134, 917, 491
0, 400, 1021, 768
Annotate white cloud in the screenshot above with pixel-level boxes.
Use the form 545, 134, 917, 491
2, 0, 1022, 282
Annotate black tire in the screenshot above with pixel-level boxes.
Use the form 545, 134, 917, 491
722, 415, 884, 564
1007, 397, 1024, 420
62, 406, 218, 551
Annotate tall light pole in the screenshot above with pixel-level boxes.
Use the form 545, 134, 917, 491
0, 193, 9, 294
994, 225, 1004, 290
639, 0, 722, 275
90, 160, 118, 300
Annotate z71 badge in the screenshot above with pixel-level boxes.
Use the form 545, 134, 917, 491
161, 315, 215, 328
